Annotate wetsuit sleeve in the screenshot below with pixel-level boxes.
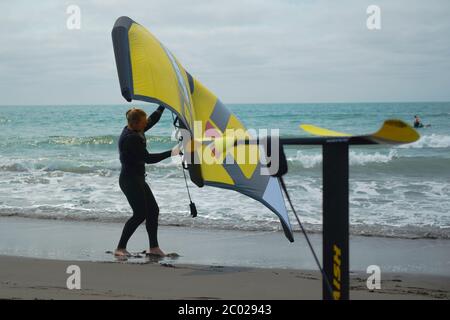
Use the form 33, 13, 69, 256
126, 134, 172, 164
144, 105, 165, 132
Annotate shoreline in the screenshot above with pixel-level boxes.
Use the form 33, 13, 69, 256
0, 213, 448, 241
1, 216, 449, 275
1, 216, 449, 299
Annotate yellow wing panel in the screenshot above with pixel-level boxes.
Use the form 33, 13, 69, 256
226, 115, 259, 180
128, 23, 183, 116
201, 162, 235, 185
190, 79, 218, 133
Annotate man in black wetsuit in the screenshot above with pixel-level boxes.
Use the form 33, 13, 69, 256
414, 115, 424, 128
115, 106, 180, 257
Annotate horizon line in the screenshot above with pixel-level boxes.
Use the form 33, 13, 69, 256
1, 100, 450, 107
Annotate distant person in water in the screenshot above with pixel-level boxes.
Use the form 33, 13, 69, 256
413, 115, 430, 128
115, 106, 180, 257
414, 115, 424, 128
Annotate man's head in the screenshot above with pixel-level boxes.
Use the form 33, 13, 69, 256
126, 108, 147, 131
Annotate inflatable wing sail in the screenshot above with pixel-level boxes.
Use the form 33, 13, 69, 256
112, 16, 294, 242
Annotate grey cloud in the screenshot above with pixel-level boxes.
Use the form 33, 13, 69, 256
0, 0, 449, 105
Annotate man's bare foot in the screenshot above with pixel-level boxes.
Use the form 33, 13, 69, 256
114, 248, 131, 257
148, 247, 166, 257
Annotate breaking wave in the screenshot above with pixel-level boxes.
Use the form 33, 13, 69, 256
287, 150, 398, 169
397, 134, 450, 149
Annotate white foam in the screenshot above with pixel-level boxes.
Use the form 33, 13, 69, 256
349, 149, 397, 165
0, 148, 449, 239
287, 152, 322, 168
398, 134, 450, 149
288, 150, 397, 168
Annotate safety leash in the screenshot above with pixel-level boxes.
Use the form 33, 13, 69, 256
171, 112, 197, 218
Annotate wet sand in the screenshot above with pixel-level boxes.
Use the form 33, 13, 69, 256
1, 255, 449, 300
0, 217, 449, 299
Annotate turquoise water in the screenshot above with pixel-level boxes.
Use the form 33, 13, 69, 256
0, 102, 449, 239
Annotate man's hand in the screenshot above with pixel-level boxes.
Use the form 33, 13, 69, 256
171, 145, 181, 156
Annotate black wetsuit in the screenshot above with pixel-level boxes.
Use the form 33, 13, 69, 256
414, 120, 423, 128
117, 106, 172, 250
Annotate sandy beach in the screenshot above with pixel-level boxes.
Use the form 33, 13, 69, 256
0, 217, 449, 300
1, 255, 449, 300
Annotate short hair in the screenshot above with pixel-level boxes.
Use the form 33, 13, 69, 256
126, 108, 147, 125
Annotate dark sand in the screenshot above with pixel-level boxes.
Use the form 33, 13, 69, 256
1, 255, 449, 300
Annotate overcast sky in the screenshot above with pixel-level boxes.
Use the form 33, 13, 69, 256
0, 0, 449, 105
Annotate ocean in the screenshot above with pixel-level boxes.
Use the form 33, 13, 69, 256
0, 102, 449, 240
